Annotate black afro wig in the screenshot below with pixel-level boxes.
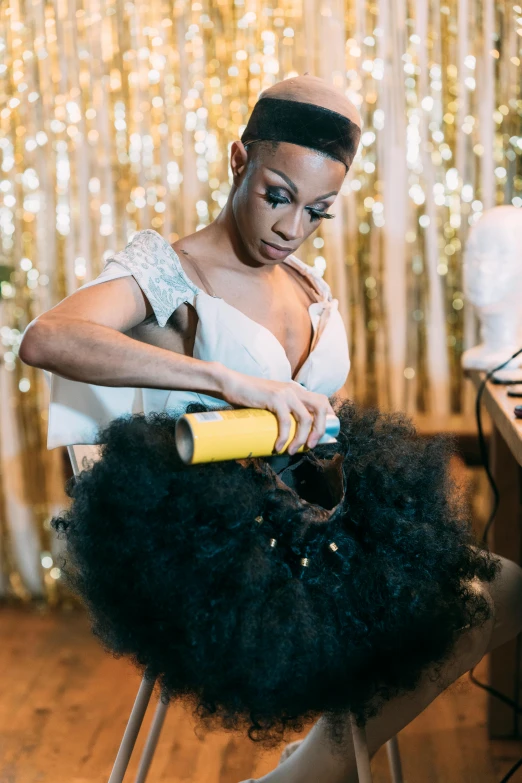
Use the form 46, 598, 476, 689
52, 400, 498, 748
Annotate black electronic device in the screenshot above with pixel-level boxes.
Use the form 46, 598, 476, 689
491, 368, 522, 384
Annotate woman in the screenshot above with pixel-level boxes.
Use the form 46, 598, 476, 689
22, 74, 522, 781
20, 74, 360, 455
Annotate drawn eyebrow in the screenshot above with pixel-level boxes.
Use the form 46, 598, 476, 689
266, 168, 338, 202
313, 190, 338, 201
267, 168, 298, 194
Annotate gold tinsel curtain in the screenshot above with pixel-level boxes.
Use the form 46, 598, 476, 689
0, 0, 521, 601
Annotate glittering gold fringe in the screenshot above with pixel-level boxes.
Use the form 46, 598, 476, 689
0, 0, 520, 600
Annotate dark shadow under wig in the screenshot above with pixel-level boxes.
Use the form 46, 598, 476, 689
52, 400, 499, 749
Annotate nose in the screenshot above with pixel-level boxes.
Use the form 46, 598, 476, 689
273, 209, 305, 243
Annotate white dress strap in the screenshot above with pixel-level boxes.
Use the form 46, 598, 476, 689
283, 254, 332, 302
107, 229, 201, 327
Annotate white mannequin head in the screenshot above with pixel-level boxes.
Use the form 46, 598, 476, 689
463, 205, 522, 311
462, 206, 522, 370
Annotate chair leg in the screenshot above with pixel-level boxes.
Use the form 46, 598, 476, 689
108, 675, 155, 783
133, 695, 169, 783
386, 735, 404, 783
350, 715, 373, 783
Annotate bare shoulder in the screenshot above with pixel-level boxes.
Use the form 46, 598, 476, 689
179, 249, 209, 290
280, 258, 322, 306
285, 254, 332, 298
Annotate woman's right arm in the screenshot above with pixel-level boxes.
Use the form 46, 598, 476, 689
20, 275, 226, 393
19, 275, 334, 452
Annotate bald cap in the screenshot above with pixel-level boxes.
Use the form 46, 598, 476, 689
261, 75, 361, 129
241, 74, 362, 169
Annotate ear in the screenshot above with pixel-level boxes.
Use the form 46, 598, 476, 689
230, 140, 249, 185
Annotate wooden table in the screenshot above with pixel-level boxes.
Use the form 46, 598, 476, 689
467, 370, 522, 738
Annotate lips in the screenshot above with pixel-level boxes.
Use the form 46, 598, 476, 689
264, 241, 292, 252
260, 239, 294, 259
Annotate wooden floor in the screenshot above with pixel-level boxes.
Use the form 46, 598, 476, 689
1, 606, 522, 783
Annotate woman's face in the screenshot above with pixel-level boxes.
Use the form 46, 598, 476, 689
230, 141, 347, 264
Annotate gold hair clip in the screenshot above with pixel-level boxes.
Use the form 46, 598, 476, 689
255, 515, 264, 524
269, 538, 277, 548
300, 557, 310, 567
328, 542, 339, 552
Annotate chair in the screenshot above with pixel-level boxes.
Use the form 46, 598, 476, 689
67, 445, 404, 783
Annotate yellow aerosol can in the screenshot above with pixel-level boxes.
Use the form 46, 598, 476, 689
175, 408, 340, 465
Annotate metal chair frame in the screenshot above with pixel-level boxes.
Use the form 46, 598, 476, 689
67, 446, 404, 783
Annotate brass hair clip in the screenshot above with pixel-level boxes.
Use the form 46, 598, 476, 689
298, 553, 311, 579
253, 515, 277, 549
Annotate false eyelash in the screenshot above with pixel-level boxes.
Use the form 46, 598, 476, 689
264, 189, 289, 208
308, 209, 335, 222
264, 189, 335, 222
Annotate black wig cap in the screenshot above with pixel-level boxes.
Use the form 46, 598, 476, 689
240, 96, 361, 169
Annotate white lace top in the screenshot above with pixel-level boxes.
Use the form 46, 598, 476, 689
46, 229, 350, 448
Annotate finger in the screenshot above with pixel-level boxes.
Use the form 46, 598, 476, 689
287, 403, 313, 455
297, 389, 335, 417
305, 404, 327, 449
314, 397, 336, 420
272, 405, 292, 452
316, 393, 336, 417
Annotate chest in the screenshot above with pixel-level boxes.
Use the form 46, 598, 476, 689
131, 270, 317, 377
225, 276, 314, 362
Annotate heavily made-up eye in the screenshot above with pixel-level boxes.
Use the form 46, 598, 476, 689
264, 188, 335, 222
264, 187, 290, 208
307, 208, 335, 223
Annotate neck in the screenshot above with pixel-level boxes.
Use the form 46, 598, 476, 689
200, 190, 277, 275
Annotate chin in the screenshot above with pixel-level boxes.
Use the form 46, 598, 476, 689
248, 241, 276, 265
